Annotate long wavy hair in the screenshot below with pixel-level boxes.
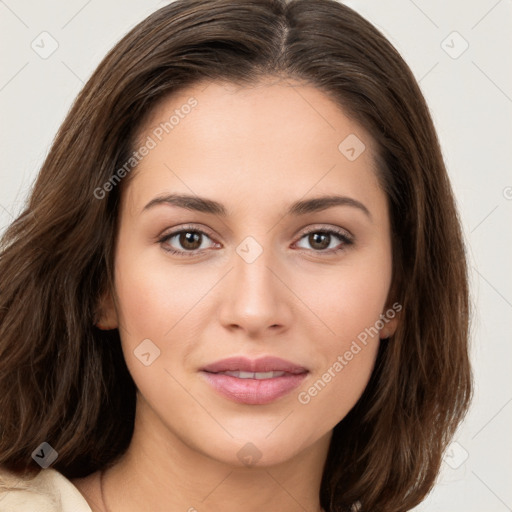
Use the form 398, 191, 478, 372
0, 1, 472, 511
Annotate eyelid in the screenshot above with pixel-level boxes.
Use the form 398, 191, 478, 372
158, 223, 217, 241
296, 224, 354, 242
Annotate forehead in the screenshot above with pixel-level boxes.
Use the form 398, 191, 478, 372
124, 78, 383, 216
137, 76, 372, 148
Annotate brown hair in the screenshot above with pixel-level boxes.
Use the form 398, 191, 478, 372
0, 1, 471, 510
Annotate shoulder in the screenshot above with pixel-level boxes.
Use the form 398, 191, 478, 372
0, 465, 92, 512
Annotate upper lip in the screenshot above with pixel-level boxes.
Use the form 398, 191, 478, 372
201, 356, 308, 374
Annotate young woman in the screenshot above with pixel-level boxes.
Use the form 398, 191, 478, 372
0, 1, 472, 511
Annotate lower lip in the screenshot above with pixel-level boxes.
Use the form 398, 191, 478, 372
200, 371, 308, 405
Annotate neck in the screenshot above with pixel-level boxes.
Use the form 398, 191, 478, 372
102, 395, 330, 512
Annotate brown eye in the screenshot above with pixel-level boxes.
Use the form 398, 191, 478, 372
308, 232, 331, 250
159, 227, 216, 256
295, 228, 353, 254
179, 231, 203, 250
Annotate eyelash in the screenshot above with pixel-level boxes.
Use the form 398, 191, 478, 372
158, 224, 354, 258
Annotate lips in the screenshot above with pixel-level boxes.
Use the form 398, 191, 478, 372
201, 356, 308, 375
200, 356, 308, 405
212, 370, 287, 379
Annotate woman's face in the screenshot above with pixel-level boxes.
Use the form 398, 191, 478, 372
102, 77, 398, 467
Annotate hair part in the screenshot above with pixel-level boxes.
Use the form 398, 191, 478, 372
0, 1, 471, 511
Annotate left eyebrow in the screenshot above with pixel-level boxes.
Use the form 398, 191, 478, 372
288, 195, 371, 220
142, 193, 372, 220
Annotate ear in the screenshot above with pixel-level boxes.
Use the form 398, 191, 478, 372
380, 274, 402, 339
94, 288, 119, 330
379, 302, 402, 340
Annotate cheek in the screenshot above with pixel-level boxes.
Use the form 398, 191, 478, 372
113, 245, 209, 339
296, 275, 384, 423
293, 253, 392, 341
112, 251, 196, 405
112, 241, 219, 392
291, 254, 390, 413
297, 343, 379, 434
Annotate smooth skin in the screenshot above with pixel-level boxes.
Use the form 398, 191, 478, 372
72, 76, 399, 512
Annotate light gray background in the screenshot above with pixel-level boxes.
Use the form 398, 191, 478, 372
1, 1, 511, 510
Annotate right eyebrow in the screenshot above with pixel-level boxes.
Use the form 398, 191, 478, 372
143, 193, 227, 216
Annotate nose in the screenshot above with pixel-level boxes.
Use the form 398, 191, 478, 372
217, 241, 292, 337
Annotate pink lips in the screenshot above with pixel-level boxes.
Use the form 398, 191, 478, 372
201, 356, 308, 405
